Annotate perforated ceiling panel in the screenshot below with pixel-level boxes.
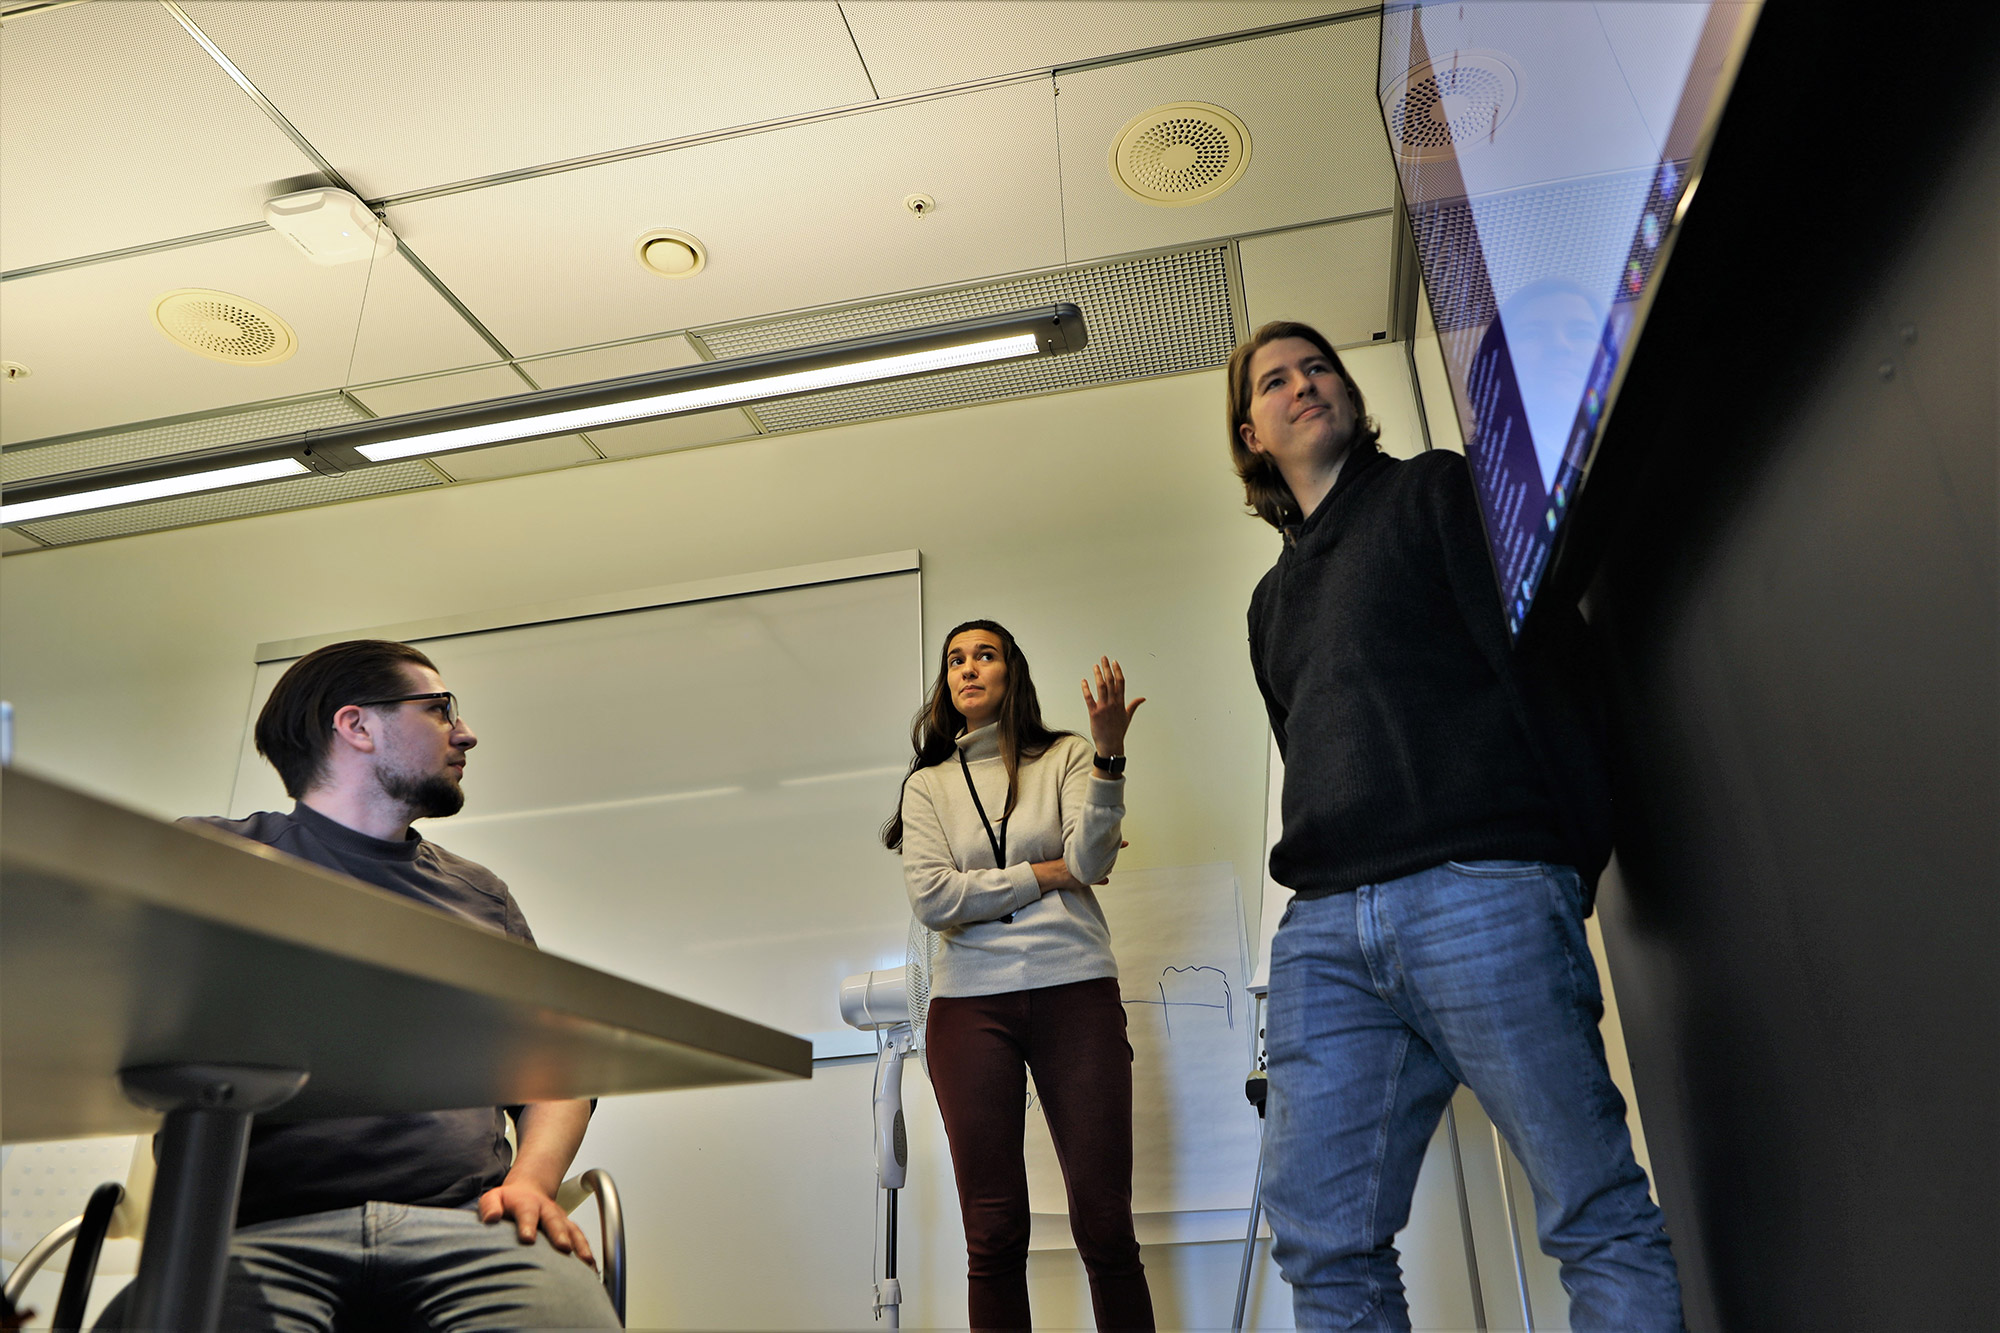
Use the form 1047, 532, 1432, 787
15, 460, 441, 548
2, 393, 364, 486
698, 246, 1238, 434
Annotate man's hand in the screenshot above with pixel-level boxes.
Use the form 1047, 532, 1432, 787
481, 1098, 597, 1266
477, 1180, 597, 1269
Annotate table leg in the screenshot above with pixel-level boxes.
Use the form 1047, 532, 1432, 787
118, 1064, 307, 1333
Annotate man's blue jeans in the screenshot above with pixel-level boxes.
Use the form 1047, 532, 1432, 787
1261, 860, 1683, 1331
96, 1200, 619, 1331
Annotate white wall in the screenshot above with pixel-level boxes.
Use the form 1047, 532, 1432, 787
0, 355, 1647, 1329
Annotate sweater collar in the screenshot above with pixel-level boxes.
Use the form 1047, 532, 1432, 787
954, 723, 1002, 762
1284, 445, 1389, 550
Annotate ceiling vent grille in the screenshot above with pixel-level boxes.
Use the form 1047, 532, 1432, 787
1109, 103, 1251, 206
150, 289, 298, 365
697, 245, 1237, 435
1384, 53, 1520, 161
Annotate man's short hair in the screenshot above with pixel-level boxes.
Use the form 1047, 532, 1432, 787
1225, 320, 1382, 530
255, 640, 440, 797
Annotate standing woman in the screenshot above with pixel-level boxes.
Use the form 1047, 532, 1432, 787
883, 620, 1154, 1332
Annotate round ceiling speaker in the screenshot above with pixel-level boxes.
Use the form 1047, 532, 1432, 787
1382, 52, 1520, 162
1109, 101, 1252, 207
636, 228, 707, 278
150, 289, 297, 365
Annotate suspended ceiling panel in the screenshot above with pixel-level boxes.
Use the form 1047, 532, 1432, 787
701, 244, 1237, 434
180, 1, 877, 199
840, 1, 1363, 97
518, 333, 705, 387
0, 0, 322, 271
1054, 15, 1395, 262
386, 80, 1067, 356
1, 529, 45, 554
1238, 213, 1398, 346
0, 232, 497, 445
349, 365, 533, 417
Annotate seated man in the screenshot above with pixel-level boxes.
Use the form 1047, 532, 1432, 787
101, 639, 619, 1332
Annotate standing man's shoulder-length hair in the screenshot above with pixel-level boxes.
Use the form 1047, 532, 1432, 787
1225, 320, 1382, 530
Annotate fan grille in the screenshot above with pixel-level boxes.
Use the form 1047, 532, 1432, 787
1385, 54, 1520, 161
1110, 102, 1251, 206
150, 289, 298, 365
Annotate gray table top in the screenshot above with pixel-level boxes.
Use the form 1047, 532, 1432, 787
1, 767, 811, 1143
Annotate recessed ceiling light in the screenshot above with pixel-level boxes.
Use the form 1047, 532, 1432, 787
636, 229, 707, 279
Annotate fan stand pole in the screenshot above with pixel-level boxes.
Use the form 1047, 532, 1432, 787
878, 1188, 902, 1328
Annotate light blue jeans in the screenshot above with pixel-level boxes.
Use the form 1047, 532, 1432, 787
96, 1200, 619, 1332
1261, 860, 1683, 1331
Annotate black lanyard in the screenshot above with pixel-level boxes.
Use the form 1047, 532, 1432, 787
957, 749, 1015, 923
957, 748, 1008, 867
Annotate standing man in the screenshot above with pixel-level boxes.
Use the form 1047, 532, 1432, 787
101, 639, 618, 1332
1229, 321, 1681, 1329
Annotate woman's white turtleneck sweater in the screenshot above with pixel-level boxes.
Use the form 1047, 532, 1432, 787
899, 723, 1126, 998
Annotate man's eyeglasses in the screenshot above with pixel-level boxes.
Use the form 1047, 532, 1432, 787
348, 691, 461, 726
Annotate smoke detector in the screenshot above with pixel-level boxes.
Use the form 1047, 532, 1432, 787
264, 188, 396, 266
1383, 52, 1521, 162
1109, 102, 1251, 207
150, 289, 298, 365
635, 229, 707, 278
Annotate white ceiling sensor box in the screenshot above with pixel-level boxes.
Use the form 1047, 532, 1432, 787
264, 189, 397, 266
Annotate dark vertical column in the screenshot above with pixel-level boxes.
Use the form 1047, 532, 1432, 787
1576, 9, 2000, 1331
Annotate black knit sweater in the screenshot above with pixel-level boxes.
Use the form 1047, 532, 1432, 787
1248, 445, 1612, 900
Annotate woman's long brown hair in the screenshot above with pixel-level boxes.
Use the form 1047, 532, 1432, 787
881, 619, 1072, 852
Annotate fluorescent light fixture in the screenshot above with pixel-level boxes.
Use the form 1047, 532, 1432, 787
0, 458, 308, 526
1, 305, 1088, 529
357, 332, 1041, 463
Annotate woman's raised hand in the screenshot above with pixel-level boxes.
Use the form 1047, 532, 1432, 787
1082, 657, 1144, 758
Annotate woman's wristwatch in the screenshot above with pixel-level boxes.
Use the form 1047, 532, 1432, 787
1093, 752, 1127, 776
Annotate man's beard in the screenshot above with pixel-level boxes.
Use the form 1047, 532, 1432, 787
380, 767, 465, 820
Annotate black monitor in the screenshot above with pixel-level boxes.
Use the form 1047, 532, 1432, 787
1378, 1, 1761, 636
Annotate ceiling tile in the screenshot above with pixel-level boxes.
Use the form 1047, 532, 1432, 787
1, 528, 47, 555
842, 2, 1362, 97
385, 80, 1067, 355
433, 437, 600, 482
0, 232, 496, 445
0, 0, 323, 270
585, 411, 756, 461
1238, 213, 1397, 347
181, 1, 876, 198
518, 335, 705, 388
1054, 17, 1395, 262
350, 365, 533, 417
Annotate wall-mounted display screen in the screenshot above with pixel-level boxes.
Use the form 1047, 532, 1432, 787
1379, 1, 1761, 635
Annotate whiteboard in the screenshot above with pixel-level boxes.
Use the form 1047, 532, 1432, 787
229, 560, 924, 1040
